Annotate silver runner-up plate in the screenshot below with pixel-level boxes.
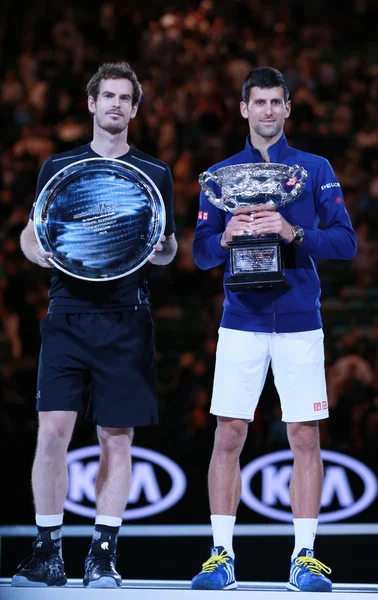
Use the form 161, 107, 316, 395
34, 157, 166, 281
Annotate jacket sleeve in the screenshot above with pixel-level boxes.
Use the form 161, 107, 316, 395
299, 159, 357, 260
192, 188, 230, 270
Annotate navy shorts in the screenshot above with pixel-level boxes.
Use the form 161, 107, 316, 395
36, 311, 158, 428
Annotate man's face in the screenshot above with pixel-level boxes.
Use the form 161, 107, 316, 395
88, 78, 138, 134
240, 86, 290, 140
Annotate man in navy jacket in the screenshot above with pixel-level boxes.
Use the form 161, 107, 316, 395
191, 67, 356, 593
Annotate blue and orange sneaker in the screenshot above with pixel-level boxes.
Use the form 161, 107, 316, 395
287, 548, 332, 592
191, 546, 237, 590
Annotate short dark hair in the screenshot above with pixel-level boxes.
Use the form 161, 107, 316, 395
86, 61, 142, 106
242, 67, 289, 104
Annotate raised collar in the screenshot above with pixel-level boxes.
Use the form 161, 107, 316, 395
245, 134, 289, 163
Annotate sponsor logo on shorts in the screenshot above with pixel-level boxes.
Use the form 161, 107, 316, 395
322, 400, 328, 410
198, 211, 208, 220
314, 402, 322, 411
240, 449, 378, 523
321, 182, 341, 191
65, 446, 187, 520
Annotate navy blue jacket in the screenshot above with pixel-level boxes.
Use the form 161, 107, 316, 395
193, 135, 357, 333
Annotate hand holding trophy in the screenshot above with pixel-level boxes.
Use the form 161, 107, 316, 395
199, 162, 307, 291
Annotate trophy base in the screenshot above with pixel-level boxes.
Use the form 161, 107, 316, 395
225, 271, 290, 292
226, 235, 290, 292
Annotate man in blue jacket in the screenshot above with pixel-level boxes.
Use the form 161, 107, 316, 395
191, 67, 356, 592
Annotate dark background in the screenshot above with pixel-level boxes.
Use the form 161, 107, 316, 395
1, 0, 378, 584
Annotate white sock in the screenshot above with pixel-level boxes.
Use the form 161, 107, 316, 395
211, 515, 236, 559
95, 515, 122, 527
291, 518, 318, 560
36, 514, 63, 528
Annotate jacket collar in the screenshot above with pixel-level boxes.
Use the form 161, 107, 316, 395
245, 133, 289, 163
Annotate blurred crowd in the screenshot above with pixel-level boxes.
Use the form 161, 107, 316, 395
1, 0, 378, 466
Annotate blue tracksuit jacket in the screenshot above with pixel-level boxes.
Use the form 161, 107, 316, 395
193, 134, 357, 333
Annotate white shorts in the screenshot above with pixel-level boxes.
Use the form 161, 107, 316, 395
210, 327, 328, 423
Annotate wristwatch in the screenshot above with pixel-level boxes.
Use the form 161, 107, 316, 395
291, 225, 305, 246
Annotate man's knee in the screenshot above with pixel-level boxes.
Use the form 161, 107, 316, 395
36, 411, 76, 456
287, 421, 320, 455
214, 417, 248, 454
97, 426, 134, 454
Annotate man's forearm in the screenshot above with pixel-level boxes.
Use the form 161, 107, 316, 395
20, 222, 52, 268
20, 227, 40, 265
149, 234, 178, 265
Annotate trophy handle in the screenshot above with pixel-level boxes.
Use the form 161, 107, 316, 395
283, 164, 308, 203
198, 170, 220, 205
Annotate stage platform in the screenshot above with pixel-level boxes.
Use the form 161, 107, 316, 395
0, 579, 377, 599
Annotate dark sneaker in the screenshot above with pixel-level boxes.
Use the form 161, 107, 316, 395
83, 540, 122, 588
287, 548, 332, 592
11, 541, 67, 587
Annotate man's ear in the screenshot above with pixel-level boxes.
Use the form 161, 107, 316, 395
130, 104, 139, 119
240, 101, 248, 120
88, 96, 95, 115
285, 100, 291, 119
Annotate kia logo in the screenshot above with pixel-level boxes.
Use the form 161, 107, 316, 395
65, 446, 186, 520
241, 450, 378, 523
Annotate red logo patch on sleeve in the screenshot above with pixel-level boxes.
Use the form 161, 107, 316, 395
336, 197, 343, 204
198, 211, 203, 219
322, 401, 328, 410
203, 212, 208, 220
314, 402, 321, 411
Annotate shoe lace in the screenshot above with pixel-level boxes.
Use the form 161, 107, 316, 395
295, 556, 332, 576
201, 551, 231, 573
18, 552, 50, 570
92, 553, 118, 571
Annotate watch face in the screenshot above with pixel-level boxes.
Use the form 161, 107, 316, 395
292, 225, 304, 245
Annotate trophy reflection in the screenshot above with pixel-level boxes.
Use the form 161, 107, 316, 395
199, 163, 307, 291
